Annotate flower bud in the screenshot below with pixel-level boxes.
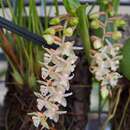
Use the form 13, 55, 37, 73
43, 35, 54, 45
101, 87, 109, 99
44, 28, 56, 35
90, 20, 100, 29
115, 60, 119, 65
115, 46, 120, 51
69, 17, 79, 26
93, 39, 103, 49
115, 19, 126, 28
89, 13, 99, 20
108, 11, 114, 17
49, 18, 60, 25
103, 0, 109, 5
112, 31, 122, 41
63, 27, 73, 37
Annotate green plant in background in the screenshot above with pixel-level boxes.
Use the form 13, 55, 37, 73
97, 0, 120, 16
0, 0, 62, 90
0, 0, 46, 90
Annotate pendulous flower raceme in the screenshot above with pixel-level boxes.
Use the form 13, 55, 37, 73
29, 16, 79, 129
89, 12, 125, 98
90, 43, 123, 91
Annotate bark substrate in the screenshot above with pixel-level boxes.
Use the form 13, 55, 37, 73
4, 69, 37, 130
112, 79, 130, 130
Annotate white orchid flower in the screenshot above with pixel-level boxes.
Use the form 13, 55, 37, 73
49, 86, 72, 107
32, 112, 49, 129
56, 42, 75, 56
32, 21, 78, 129
32, 116, 41, 128
90, 44, 123, 90
44, 102, 66, 122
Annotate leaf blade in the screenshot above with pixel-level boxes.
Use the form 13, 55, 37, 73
120, 39, 130, 80
76, 5, 91, 62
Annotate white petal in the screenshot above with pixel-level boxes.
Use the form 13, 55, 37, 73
32, 116, 40, 128
37, 99, 45, 110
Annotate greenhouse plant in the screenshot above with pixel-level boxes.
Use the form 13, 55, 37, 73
0, 0, 130, 130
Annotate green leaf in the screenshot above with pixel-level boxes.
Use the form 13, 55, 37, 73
53, 0, 59, 16
101, 88, 109, 99
120, 39, 130, 80
94, 28, 103, 38
113, 0, 120, 15
63, 0, 80, 15
76, 5, 91, 62
97, 0, 108, 11
12, 68, 23, 87
28, 74, 37, 89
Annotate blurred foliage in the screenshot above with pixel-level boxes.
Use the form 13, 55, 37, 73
63, 0, 80, 15
0, 0, 46, 90
97, 0, 120, 16
120, 39, 130, 80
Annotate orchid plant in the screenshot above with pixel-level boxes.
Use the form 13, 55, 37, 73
1, 0, 130, 130
89, 12, 124, 98
29, 0, 128, 129
29, 15, 80, 129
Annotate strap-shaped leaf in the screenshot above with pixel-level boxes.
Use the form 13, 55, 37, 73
113, 0, 120, 15
120, 39, 130, 80
63, 0, 80, 15
76, 5, 91, 62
